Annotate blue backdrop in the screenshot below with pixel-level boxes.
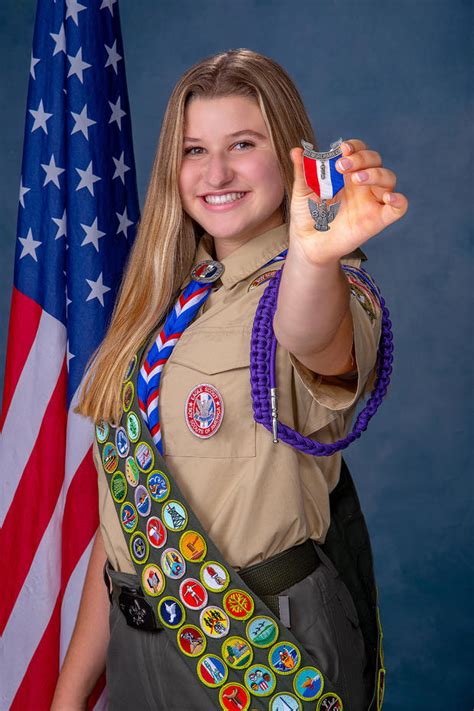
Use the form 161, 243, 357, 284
1, 1, 472, 708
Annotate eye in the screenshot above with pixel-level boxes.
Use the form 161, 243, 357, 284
183, 146, 204, 155
233, 141, 253, 150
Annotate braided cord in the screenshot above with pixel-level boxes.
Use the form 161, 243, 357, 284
250, 266, 394, 455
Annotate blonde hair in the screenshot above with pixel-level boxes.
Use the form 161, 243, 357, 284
77, 48, 317, 423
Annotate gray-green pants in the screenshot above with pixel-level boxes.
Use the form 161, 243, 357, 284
106, 543, 369, 710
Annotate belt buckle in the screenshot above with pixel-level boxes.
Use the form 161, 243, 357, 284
118, 587, 158, 632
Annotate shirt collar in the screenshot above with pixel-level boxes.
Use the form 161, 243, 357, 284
186, 222, 289, 290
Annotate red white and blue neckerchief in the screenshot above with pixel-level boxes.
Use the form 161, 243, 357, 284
137, 249, 287, 453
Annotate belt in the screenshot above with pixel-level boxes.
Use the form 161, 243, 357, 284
105, 539, 320, 631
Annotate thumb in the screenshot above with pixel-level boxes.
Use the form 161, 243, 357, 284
290, 147, 311, 198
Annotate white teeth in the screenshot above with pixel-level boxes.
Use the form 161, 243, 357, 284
204, 192, 246, 205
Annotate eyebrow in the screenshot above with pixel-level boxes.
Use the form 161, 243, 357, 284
183, 129, 267, 142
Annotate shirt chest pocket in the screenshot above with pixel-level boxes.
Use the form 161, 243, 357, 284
158, 327, 256, 458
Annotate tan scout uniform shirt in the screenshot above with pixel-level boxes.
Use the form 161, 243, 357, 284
95, 223, 381, 573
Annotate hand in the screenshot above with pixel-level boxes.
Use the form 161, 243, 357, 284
288, 139, 409, 265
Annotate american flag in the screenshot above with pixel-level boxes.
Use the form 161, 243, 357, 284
0, 1, 139, 708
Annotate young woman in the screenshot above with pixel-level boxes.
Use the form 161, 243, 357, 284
52, 49, 407, 710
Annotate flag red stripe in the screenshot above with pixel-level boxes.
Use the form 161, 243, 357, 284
88, 674, 107, 710
0, 361, 67, 634
303, 155, 321, 197
0, 288, 42, 430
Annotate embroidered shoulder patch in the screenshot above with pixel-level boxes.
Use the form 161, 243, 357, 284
343, 266, 382, 323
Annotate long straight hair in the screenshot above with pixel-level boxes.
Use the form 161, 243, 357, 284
77, 48, 317, 423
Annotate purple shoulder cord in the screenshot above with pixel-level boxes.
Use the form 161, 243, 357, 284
250, 266, 394, 455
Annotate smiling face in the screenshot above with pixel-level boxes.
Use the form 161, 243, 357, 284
179, 95, 285, 260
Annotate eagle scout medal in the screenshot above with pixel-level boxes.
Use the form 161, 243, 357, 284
200, 606, 230, 638
317, 693, 343, 710
129, 531, 149, 565
219, 682, 251, 711
223, 589, 255, 621
147, 470, 170, 502
200, 561, 230, 593
161, 547, 186, 579
191, 259, 225, 284
179, 578, 208, 610
197, 655, 229, 688
301, 138, 344, 231
221, 636, 253, 669
180, 530, 207, 562
125, 456, 140, 487
185, 383, 224, 439
270, 692, 302, 710
134, 484, 151, 516
246, 616, 279, 648
268, 642, 301, 675
244, 664, 276, 697
110, 471, 127, 503
177, 624, 207, 657
158, 596, 185, 628
146, 516, 167, 549
142, 564, 166, 596
293, 666, 324, 701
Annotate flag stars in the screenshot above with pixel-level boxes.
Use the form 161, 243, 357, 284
100, 0, 117, 15
52, 208, 67, 240
116, 207, 133, 238
50, 23, 66, 56
41, 154, 65, 188
30, 53, 40, 79
29, 99, 53, 134
18, 228, 42, 262
71, 104, 96, 140
80, 217, 106, 252
112, 151, 130, 184
19, 177, 31, 208
66, 344, 75, 371
109, 97, 126, 129
76, 161, 101, 196
66, 0, 86, 26
105, 40, 122, 74
67, 47, 92, 84
86, 272, 111, 307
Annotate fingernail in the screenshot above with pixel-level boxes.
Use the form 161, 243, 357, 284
355, 170, 368, 182
338, 158, 352, 170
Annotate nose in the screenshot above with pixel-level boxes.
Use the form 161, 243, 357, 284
203, 152, 234, 188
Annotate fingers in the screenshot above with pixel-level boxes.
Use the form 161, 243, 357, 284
351, 167, 397, 191
336, 149, 382, 174
290, 147, 312, 197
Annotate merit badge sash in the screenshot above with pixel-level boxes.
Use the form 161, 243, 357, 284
96, 350, 345, 711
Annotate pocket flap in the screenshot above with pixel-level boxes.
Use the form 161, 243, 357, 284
169, 327, 251, 375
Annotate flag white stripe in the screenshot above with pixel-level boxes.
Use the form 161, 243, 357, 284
0, 312, 66, 526
60, 537, 94, 665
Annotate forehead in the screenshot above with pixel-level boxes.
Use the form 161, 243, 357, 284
183, 95, 268, 138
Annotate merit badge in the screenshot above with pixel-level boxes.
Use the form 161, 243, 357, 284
177, 624, 207, 658
248, 270, 278, 291
110, 471, 127, 503
219, 682, 251, 711
293, 666, 324, 701
147, 470, 170, 502
95, 420, 109, 443
179, 530, 207, 562
244, 664, 276, 697
115, 427, 130, 458
268, 641, 301, 675
120, 502, 138, 533
185, 383, 224, 439
134, 484, 151, 517
134, 441, 154, 473
124, 354, 137, 382
191, 259, 225, 284
125, 456, 140, 487
179, 578, 208, 610
162, 500, 188, 531
102, 442, 118, 474
147, 516, 167, 549
301, 138, 344, 232
141, 563, 166, 597
161, 548, 186, 579
157, 596, 185, 628
200, 606, 230, 639
223, 589, 254, 621
246, 616, 279, 648
200, 561, 230, 593
129, 531, 149, 565
270, 692, 302, 710
126, 411, 141, 443
197, 655, 228, 688
221, 636, 253, 669
317, 693, 343, 711
122, 381, 134, 412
